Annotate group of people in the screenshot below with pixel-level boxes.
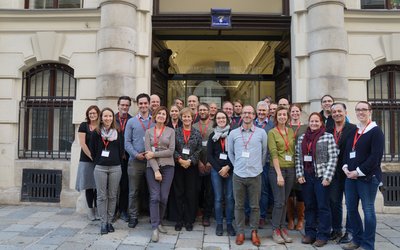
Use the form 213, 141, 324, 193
75, 93, 384, 250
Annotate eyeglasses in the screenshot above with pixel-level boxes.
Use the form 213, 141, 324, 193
355, 108, 371, 112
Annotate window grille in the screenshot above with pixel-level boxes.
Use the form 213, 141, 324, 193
381, 172, 400, 206
21, 169, 62, 203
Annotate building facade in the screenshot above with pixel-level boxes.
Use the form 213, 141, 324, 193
0, 0, 399, 210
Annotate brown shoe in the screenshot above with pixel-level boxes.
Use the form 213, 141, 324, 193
302, 235, 316, 244
235, 233, 245, 245
258, 218, 265, 229
296, 201, 305, 230
313, 239, 327, 247
251, 230, 261, 247
287, 197, 295, 230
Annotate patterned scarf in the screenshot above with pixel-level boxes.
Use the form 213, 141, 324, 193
212, 125, 230, 142
100, 127, 118, 141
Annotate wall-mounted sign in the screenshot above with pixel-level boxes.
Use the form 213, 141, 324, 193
211, 8, 231, 29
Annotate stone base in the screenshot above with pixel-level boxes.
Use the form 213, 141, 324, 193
60, 189, 80, 208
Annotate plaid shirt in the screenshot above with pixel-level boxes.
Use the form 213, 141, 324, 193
295, 132, 338, 182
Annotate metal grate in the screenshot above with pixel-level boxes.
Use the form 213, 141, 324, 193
21, 169, 62, 203
381, 172, 400, 206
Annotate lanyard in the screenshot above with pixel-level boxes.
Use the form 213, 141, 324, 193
290, 121, 301, 138
233, 117, 242, 125
352, 121, 371, 150
306, 142, 313, 155
198, 119, 210, 139
137, 114, 151, 132
333, 126, 342, 145
101, 138, 110, 150
153, 126, 165, 148
220, 138, 226, 152
118, 113, 128, 132
276, 126, 290, 152
183, 129, 191, 145
241, 126, 255, 150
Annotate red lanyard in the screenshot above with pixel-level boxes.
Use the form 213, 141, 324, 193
101, 138, 110, 150
352, 121, 371, 150
153, 126, 165, 148
333, 126, 342, 145
232, 117, 242, 125
198, 119, 210, 139
276, 126, 290, 152
241, 125, 255, 150
220, 138, 226, 152
183, 129, 191, 145
306, 142, 312, 155
118, 113, 128, 132
137, 114, 151, 132
290, 121, 301, 138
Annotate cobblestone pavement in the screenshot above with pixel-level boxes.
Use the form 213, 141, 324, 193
0, 205, 399, 249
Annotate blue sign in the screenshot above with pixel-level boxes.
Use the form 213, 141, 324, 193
211, 9, 231, 29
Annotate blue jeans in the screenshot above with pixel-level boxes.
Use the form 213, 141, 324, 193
210, 168, 234, 225
302, 173, 332, 241
345, 176, 379, 250
329, 176, 351, 234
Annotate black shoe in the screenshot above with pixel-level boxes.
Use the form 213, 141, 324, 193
185, 223, 193, 231
128, 218, 138, 228
100, 223, 108, 235
107, 223, 115, 233
216, 224, 223, 236
330, 231, 343, 241
175, 223, 183, 231
227, 224, 236, 236
338, 232, 352, 244
120, 212, 129, 222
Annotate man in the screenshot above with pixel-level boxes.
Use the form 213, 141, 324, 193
320, 94, 335, 130
269, 103, 278, 120
277, 98, 290, 109
327, 103, 357, 243
232, 99, 243, 125
253, 101, 274, 228
209, 102, 218, 120
115, 96, 133, 222
174, 97, 184, 110
192, 103, 214, 227
125, 93, 155, 228
150, 94, 161, 114
223, 101, 239, 129
263, 96, 273, 106
187, 95, 200, 123
228, 105, 267, 247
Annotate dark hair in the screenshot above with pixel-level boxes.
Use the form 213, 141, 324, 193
320, 94, 334, 103
308, 112, 325, 128
331, 102, 347, 110
273, 106, 289, 126
262, 96, 273, 102
136, 93, 150, 103
233, 99, 243, 106
213, 110, 231, 128
117, 96, 132, 106
356, 101, 372, 110
198, 102, 210, 110
97, 107, 119, 132
152, 106, 169, 125
85, 105, 100, 122
174, 97, 184, 104
289, 103, 302, 113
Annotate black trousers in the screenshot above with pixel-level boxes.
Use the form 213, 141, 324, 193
198, 174, 214, 218
117, 157, 129, 213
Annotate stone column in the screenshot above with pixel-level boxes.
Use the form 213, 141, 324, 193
96, 0, 138, 108
306, 0, 348, 111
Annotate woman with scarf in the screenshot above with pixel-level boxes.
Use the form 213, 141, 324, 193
90, 107, 124, 235
295, 112, 338, 247
207, 110, 236, 237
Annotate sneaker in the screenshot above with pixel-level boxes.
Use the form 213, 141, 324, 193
216, 224, 223, 236
341, 241, 360, 250
302, 235, 316, 244
87, 207, 96, 221
272, 229, 285, 244
339, 232, 353, 244
158, 224, 167, 234
151, 229, 159, 242
128, 218, 138, 228
280, 228, 293, 243
227, 224, 236, 236
313, 239, 327, 247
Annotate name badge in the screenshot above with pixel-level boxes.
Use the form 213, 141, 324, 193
151, 146, 156, 152
182, 148, 190, 155
219, 153, 228, 160
285, 155, 292, 161
350, 151, 356, 159
202, 141, 208, 147
101, 150, 110, 157
242, 151, 250, 158
304, 155, 312, 162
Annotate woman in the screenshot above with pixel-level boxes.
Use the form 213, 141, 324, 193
268, 106, 296, 244
144, 106, 176, 242
287, 104, 307, 230
167, 105, 182, 129
295, 112, 338, 247
207, 110, 235, 236
173, 107, 202, 231
341, 101, 384, 250
90, 107, 124, 235
76, 105, 100, 221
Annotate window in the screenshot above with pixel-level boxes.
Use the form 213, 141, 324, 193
25, 0, 82, 9
361, 0, 400, 9
19, 63, 76, 159
367, 64, 400, 162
